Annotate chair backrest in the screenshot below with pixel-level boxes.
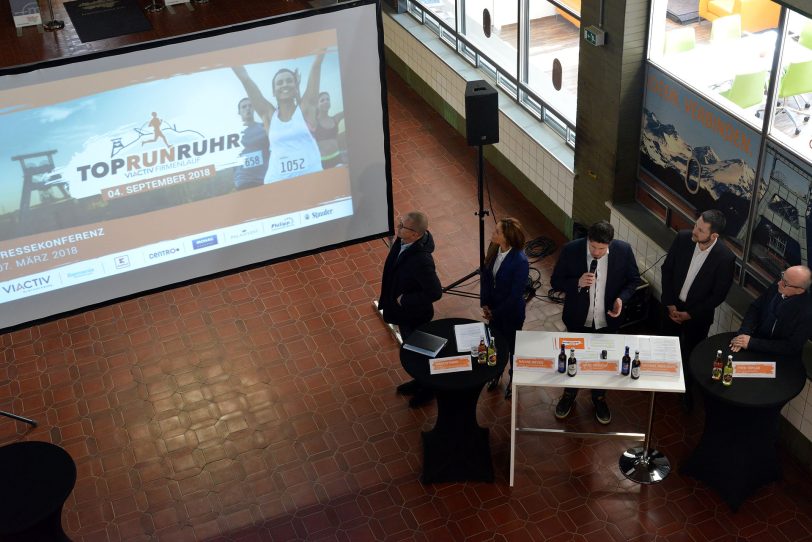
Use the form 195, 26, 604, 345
664, 27, 696, 55
720, 71, 767, 109
800, 21, 812, 51
778, 60, 812, 99
711, 14, 742, 45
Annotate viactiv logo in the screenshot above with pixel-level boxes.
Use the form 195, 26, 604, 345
2, 274, 54, 294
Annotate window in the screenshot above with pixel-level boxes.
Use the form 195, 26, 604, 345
639, 3, 812, 292
460, 0, 518, 77
649, 0, 781, 128
768, 10, 812, 158
523, 1, 579, 125
405, 0, 577, 144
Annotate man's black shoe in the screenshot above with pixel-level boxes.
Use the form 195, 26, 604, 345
555, 393, 576, 419
408, 388, 435, 408
396, 379, 420, 395
594, 396, 611, 425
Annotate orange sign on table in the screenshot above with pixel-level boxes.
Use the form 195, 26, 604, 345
429, 356, 472, 375
732, 361, 776, 378
639, 360, 680, 376
515, 357, 555, 371
579, 359, 619, 374
557, 337, 586, 350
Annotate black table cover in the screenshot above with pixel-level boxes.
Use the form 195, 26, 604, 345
682, 332, 806, 510
400, 318, 507, 484
0, 441, 77, 540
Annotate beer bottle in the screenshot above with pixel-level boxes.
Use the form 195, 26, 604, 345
621, 346, 631, 376
631, 350, 641, 380
487, 337, 497, 367
722, 355, 734, 386
477, 336, 487, 365
567, 348, 577, 377
557, 344, 567, 373
711, 349, 723, 382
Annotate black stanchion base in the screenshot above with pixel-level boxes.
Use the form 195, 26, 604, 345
43, 19, 65, 31
145, 2, 165, 13
619, 447, 671, 484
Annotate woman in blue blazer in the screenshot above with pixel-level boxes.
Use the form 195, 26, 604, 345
480, 217, 530, 399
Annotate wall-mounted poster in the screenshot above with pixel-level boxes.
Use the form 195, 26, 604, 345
9, 0, 42, 28
639, 64, 761, 243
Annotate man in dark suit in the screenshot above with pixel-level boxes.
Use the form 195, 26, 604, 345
661, 209, 735, 409
551, 221, 640, 425
730, 265, 812, 356
379, 211, 442, 408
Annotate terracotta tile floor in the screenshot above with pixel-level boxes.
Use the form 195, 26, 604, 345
1, 70, 812, 541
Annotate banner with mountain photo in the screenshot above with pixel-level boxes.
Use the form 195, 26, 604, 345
639, 64, 761, 243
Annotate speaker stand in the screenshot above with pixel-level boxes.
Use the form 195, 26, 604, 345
442, 144, 488, 299
0, 410, 37, 427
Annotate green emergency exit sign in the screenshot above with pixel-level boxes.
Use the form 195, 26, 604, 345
584, 25, 606, 47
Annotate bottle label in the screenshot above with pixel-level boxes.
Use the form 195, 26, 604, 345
723, 373, 733, 385
567, 363, 577, 376
711, 367, 722, 381
631, 366, 640, 379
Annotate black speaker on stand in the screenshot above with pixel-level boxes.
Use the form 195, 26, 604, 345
443, 80, 499, 298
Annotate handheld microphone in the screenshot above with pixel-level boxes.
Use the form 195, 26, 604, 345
588, 258, 598, 291
579, 259, 598, 293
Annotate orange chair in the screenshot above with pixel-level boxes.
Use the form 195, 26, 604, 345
698, 0, 780, 34
556, 0, 581, 28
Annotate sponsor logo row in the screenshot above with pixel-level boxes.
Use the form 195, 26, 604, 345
0, 201, 351, 303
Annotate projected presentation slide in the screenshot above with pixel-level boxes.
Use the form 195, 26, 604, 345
0, 1, 391, 329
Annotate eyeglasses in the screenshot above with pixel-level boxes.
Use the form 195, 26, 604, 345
397, 221, 418, 233
780, 271, 805, 290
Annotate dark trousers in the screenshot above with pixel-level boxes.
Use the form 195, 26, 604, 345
660, 307, 712, 399
563, 324, 607, 401
399, 323, 415, 342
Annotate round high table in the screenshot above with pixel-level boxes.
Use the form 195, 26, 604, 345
0, 441, 76, 540
682, 332, 806, 510
400, 318, 507, 484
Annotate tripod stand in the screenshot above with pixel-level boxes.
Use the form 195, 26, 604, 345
0, 410, 37, 427
442, 144, 488, 299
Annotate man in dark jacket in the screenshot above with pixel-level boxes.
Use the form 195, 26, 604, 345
730, 265, 812, 356
550, 221, 640, 425
379, 211, 442, 408
661, 210, 735, 410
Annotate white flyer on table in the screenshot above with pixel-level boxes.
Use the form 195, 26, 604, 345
454, 322, 488, 352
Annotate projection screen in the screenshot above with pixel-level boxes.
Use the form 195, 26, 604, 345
0, 0, 392, 331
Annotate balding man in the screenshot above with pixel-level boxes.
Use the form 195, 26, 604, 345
379, 211, 442, 408
730, 265, 812, 356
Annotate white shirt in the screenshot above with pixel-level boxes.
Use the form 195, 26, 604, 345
265, 106, 323, 184
493, 247, 511, 278
678, 238, 717, 302
584, 245, 609, 330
